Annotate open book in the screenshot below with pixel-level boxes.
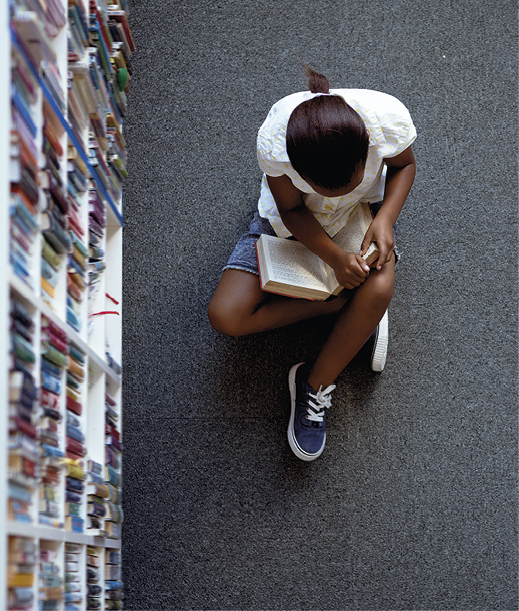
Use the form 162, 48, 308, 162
256, 202, 379, 300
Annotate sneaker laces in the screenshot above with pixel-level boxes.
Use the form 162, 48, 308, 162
305, 384, 336, 422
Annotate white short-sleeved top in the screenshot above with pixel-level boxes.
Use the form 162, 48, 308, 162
257, 89, 417, 238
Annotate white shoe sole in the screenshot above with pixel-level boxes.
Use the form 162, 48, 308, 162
371, 310, 388, 372
287, 363, 324, 461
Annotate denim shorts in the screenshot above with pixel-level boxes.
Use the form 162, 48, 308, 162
223, 202, 396, 276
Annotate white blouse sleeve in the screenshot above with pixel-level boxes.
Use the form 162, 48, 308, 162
372, 93, 417, 158
256, 149, 285, 177
256, 93, 304, 177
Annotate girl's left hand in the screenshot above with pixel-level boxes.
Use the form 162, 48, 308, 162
359, 216, 395, 270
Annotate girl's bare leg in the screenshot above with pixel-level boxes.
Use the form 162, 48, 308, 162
208, 253, 394, 389
208, 269, 349, 336
307, 253, 395, 390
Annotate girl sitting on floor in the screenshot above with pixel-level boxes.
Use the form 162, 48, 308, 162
208, 66, 416, 461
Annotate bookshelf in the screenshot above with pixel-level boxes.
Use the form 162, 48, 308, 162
1, 0, 133, 609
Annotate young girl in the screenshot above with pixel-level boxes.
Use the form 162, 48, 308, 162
208, 66, 416, 461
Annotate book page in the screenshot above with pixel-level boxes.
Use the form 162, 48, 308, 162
325, 204, 375, 290
332, 205, 369, 253
267, 239, 330, 292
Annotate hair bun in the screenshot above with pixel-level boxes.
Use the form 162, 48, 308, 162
303, 63, 330, 94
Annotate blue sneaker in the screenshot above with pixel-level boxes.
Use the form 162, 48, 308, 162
288, 363, 336, 461
370, 310, 389, 372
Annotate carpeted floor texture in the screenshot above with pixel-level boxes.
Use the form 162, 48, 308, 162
121, 2, 518, 609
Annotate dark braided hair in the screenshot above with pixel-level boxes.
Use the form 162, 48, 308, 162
286, 65, 369, 190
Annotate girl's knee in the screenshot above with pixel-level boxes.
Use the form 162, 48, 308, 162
365, 266, 394, 307
208, 270, 264, 337
208, 301, 234, 336
375, 272, 394, 302
207, 300, 247, 337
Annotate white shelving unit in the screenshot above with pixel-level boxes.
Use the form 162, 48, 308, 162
1, 0, 132, 609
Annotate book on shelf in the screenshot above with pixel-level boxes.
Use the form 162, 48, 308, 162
64, 543, 82, 606
105, 501, 123, 524
11, 10, 57, 66
87, 554, 101, 568
8, 299, 40, 523
42, 114, 64, 158
256, 201, 380, 301
86, 547, 105, 609
68, 1, 90, 61
7, 537, 36, 608
105, 563, 121, 580
107, 9, 135, 53
105, 521, 121, 539
64, 515, 84, 533
41, 60, 65, 112
38, 547, 63, 608
38, 316, 68, 527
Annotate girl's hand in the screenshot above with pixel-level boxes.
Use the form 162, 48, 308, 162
360, 216, 395, 270
330, 250, 370, 290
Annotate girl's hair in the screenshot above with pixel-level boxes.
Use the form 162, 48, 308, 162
286, 65, 369, 190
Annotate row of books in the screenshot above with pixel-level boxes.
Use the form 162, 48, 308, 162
12, 0, 135, 135
8, 298, 39, 525
85, 460, 122, 539
85, 546, 102, 610
39, 546, 63, 611
8, 294, 123, 530
63, 343, 87, 533
84, 546, 123, 611
68, 1, 89, 63
87, 460, 107, 536
9, 0, 134, 327
10, 4, 64, 309
105, 390, 123, 540
86, 6, 132, 202
9, 15, 91, 325
9, 39, 40, 292
40, 103, 74, 313
39, 316, 67, 528
11, 3, 68, 311
7, 538, 123, 611
15, 0, 67, 40
7, 537, 36, 610
64, 542, 82, 610
104, 547, 123, 610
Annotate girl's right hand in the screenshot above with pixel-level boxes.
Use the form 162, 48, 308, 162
330, 250, 370, 290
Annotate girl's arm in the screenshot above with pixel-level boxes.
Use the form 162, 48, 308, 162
267, 175, 371, 289
360, 146, 416, 269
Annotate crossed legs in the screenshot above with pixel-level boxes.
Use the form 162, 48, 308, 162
208, 252, 395, 389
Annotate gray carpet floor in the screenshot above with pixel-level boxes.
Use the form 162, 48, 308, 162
121, 1, 518, 609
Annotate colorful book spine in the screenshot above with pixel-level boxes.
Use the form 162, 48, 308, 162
86, 458, 106, 537
39, 316, 68, 528
7, 537, 36, 610
86, 546, 103, 610
104, 577, 123, 610
105, 547, 122, 609
8, 298, 38, 525
64, 343, 86, 533
40, 102, 68, 307
39, 546, 63, 610
64, 543, 82, 610
66, 179, 88, 331
9, 45, 39, 289
105, 390, 123, 543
